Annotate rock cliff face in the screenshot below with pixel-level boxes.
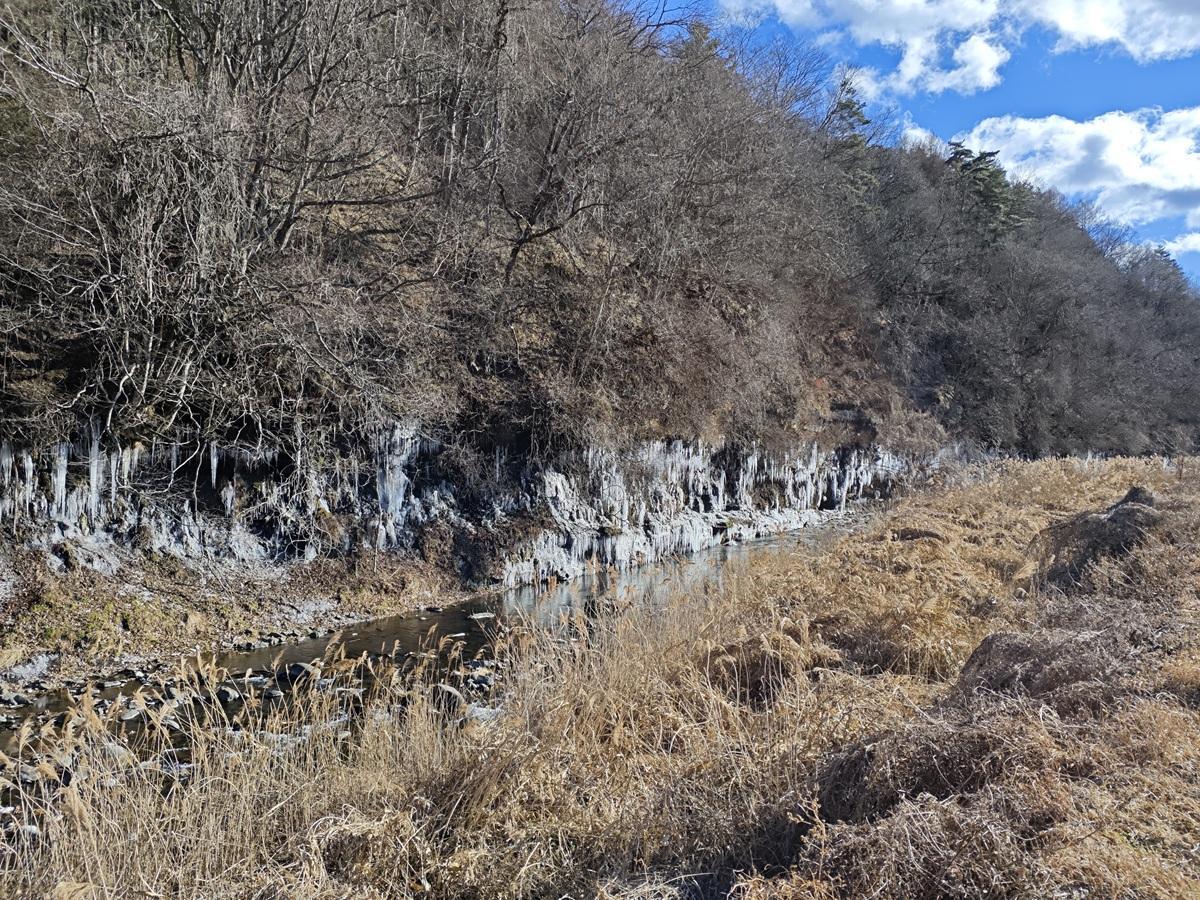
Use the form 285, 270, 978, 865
0, 425, 905, 585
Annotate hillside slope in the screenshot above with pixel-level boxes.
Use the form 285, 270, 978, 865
1, 1, 1196, 466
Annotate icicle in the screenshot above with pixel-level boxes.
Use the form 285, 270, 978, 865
87, 426, 103, 524
21, 451, 33, 521
52, 443, 69, 518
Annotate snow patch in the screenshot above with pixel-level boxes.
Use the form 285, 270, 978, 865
3, 653, 56, 682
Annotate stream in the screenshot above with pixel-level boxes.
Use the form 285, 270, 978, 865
0, 510, 861, 757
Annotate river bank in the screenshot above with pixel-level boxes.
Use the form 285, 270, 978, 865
0, 550, 463, 693
3, 456, 1197, 897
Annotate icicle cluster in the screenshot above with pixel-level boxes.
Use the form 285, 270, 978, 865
0, 421, 468, 566
0, 433, 272, 562
0, 424, 905, 586
500, 442, 906, 586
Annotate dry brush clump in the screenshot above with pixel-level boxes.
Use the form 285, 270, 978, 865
747, 457, 1200, 897
751, 457, 1187, 679
699, 616, 842, 706
0, 457, 1197, 897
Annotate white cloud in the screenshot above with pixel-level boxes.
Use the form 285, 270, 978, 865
957, 106, 1200, 226
1165, 233, 1200, 256
1024, 0, 1200, 61
717, 0, 1008, 95
956, 106, 1200, 265
900, 114, 945, 150
925, 33, 1010, 93
719, 0, 1200, 95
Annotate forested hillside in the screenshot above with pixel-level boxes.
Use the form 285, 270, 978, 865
2, 0, 1197, 463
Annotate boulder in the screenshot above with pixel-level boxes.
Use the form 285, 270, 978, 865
215, 685, 241, 704
277, 661, 320, 685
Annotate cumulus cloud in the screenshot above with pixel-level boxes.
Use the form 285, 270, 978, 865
956, 106, 1200, 264
1025, 0, 1200, 61
957, 106, 1200, 226
721, 0, 1001, 95
924, 33, 1010, 93
719, 0, 1200, 95
1165, 233, 1200, 256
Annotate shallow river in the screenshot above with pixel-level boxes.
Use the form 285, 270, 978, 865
0, 512, 858, 754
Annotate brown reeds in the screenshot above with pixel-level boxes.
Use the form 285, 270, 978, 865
1, 458, 1197, 898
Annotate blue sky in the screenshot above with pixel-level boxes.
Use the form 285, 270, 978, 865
710, 0, 1200, 282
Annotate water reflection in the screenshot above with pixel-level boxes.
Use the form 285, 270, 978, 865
1, 512, 855, 748
502, 516, 848, 626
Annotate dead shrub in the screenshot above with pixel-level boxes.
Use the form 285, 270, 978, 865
796, 793, 1054, 899
1033, 486, 1164, 589
701, 617, 841, 705
956, 630, 1116, 699
816, 708, 1062, 824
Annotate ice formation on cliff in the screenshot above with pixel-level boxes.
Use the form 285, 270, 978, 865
499, 441, 904, 586
0, 425, 904, 586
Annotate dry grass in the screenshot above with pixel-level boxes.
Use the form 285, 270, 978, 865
756, 457, 1187, 679
1, 457, 1198, 898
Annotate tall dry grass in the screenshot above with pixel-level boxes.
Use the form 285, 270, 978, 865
0, 457, 1197, 898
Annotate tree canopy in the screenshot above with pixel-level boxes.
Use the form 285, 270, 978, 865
0, 0, 1196, 460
